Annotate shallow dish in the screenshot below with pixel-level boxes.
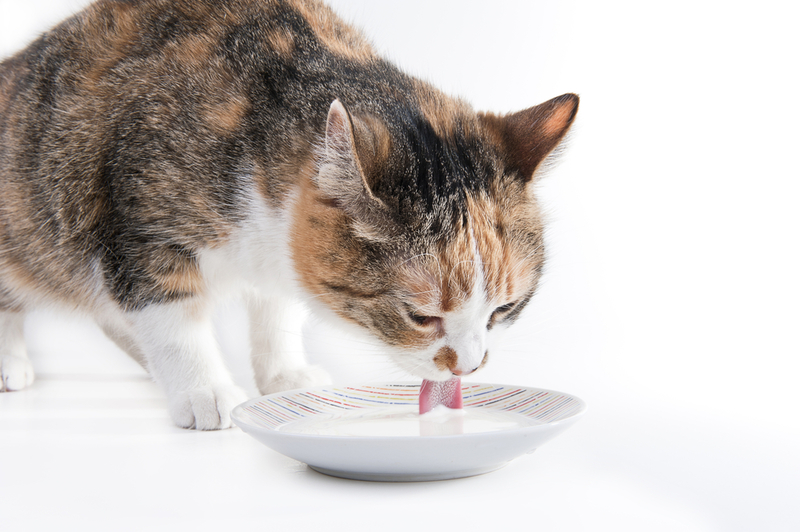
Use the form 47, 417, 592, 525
232, 382, 586, 481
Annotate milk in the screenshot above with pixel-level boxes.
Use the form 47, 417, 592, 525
278, 405, 540, 437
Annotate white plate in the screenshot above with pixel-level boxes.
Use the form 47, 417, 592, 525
232, 382, 586, 482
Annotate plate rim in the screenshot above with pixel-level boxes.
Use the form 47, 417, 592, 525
231, 381, 587, 441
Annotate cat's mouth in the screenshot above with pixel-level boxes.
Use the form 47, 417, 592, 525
387, 345, 488, 382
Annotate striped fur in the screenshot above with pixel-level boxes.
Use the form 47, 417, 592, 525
0, 0, 578, 428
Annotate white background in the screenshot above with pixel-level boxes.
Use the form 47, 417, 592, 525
1, 1, 798, 531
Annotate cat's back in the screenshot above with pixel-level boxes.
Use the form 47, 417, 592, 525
0, 0, 375, 128
0, 0, 385, 310
0, 0, 386, 196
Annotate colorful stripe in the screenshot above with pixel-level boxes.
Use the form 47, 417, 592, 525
240, 383, 583, 430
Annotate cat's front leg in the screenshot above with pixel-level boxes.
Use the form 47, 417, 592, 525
0, 310, 34, 392
247, 293, 330, 395
97, 319, 148, 370
127, 300, 247, 430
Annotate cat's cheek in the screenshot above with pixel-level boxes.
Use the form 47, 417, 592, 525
485, 323, 509, 354
486, 320, 522, 365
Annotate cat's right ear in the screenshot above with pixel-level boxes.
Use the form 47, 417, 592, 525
317, 100, 394, 237
479, 93, 579, 183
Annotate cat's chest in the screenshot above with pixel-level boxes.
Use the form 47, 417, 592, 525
196, 186, 299, 299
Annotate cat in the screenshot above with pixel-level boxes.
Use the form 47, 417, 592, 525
0, 0, 578, 429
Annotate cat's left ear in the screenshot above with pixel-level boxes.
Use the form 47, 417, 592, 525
316, 100, 396, 239
479, 93, 579, 182
316, 100, 394, 228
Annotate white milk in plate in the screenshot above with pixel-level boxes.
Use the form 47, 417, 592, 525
278, 405, 541, 437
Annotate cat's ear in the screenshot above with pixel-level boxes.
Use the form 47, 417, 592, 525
479, 93, 579, 182
317, 100, 394, 238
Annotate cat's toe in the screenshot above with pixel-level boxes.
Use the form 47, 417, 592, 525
0, 355, 35, 392
168, 384, 248, 430
260, 365, 332, 395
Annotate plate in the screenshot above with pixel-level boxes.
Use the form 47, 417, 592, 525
232, 382, 586, 482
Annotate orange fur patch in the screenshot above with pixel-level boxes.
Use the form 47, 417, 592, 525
82, 1, 140, 89
287, 0, 374, 61
398, 223, 476, 315
413, 81, 477, 139
171, 34, 215, 69
467, 193, 540, 304
0, 72, 10, 114
266, 27, 296, 57
433, 346, 458, 371
399, 257, 442, 316
146, 250, 205, 298
289, 173, 352, 307
437, 230, 479, 312
0, 262, 41, 298
202, 94, 249, 135
289, 172, 436, 349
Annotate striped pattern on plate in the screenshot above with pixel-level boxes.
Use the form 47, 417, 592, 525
241, 383, 583, 430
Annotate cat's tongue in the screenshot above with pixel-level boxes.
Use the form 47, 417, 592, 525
419, 377, 462, 414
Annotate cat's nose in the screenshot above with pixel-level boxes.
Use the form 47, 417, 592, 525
451, 363, 478, 376
451, 351, 489, 376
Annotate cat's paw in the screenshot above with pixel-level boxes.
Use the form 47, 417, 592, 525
260, 365, 332, 394
167, 384, 248, 430
0, 355, 35, 392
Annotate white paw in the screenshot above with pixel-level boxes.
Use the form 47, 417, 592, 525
0, 355, 35, 392
167, 384, 248, 430
260, 365, 331, 395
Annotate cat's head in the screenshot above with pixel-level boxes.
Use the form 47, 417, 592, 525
290, 92, 578, 381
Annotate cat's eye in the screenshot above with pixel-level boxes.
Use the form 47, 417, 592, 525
407, 310, 441, 328
493, 302, 516, 315
488, 301, 517, 329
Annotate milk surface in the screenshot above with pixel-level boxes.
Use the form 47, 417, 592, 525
279, 405, 540, 437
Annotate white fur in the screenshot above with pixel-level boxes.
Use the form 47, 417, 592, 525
0, 311, 34, 391
126, 300, 247, 429
246, 293, 329, 394
201, 185, 332, 390
446, 224, 493, 375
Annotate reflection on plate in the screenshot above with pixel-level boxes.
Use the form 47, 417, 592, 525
232, 382, 586, 482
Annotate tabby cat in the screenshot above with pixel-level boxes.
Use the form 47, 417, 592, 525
0, 0, 578, 429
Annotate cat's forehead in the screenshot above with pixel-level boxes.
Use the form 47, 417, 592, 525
375, 102, 502, 228
399, 193, 541, 312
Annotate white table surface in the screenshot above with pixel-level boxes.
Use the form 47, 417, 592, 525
2, 310, 798, 532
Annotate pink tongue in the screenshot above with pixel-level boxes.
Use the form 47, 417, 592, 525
419, 377, 462, 414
